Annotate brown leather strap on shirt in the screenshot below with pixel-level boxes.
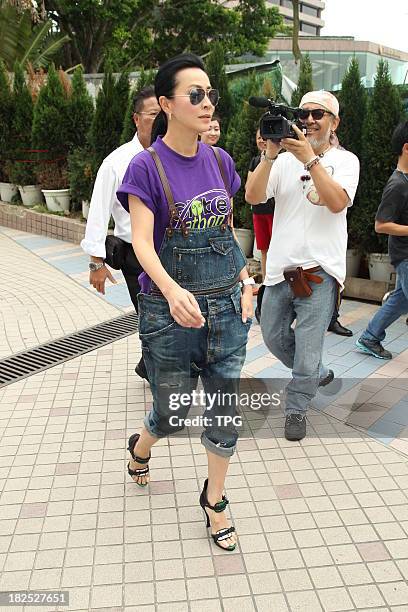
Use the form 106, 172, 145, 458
211, 146, 229, 196
211, 146, 233, 227
147, 146, 176, 217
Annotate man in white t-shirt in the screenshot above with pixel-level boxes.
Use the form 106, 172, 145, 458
246, 91, 360, 441
81, 86, 160, 380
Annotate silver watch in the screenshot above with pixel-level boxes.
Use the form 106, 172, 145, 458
89, 262, 105, 272
240, 277, 256, 289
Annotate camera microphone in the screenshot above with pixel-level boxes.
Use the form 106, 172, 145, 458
248, 96, 270, 108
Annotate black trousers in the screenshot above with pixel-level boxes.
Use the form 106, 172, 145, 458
329, 290, 342, 327
121, 243, 143, 312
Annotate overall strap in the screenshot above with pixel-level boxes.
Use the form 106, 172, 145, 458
146, 146, 188, 235
211, 146, 230, 197
211, 146, 233, 228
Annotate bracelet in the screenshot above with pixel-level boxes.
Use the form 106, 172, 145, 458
304, 156, 320, 172
261, 151, 278, 164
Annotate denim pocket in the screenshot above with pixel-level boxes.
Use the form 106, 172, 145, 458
172, 243, 236, 289
230, 288, 253, 326
139, 301, 176, 340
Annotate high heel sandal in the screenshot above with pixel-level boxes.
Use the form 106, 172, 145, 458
127, 433, 150, 487
199, 478, 236, 551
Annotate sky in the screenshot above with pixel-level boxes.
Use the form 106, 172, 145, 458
321, 0, 408, 54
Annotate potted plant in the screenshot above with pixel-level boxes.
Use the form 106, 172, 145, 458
0, 161, 19, 203
37, 162, 70, 212
9, 160, 42, 206
68, 147, 94, 219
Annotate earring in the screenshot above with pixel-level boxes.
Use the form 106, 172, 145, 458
168, 112, 172, 121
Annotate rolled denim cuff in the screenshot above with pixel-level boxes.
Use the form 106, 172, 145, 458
143, 413, 167, 439
200, 431, 236, 458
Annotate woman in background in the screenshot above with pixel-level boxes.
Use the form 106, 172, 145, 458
200, 113, 221, 146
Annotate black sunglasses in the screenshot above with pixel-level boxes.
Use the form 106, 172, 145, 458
298, 108, 333, 121
171, 88, 220, 106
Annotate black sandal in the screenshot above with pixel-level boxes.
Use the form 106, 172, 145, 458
127, 433, 151, 487
199, 478, 236, 551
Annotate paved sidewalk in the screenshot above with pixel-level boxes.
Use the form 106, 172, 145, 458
0, 230, 122, 360
1, 227, 408, 611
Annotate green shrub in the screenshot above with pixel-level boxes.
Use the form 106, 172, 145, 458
226, 72, 264, 229
67, 66, 94, 150
68, 147, 94, 210
9, 62, 36, 186
337, 58, 368, 250
291, 53, 313, 107
0, 59, 14, 181
121, 68, 155, 145
359, 60, 405, 253
89, 68, 130, 169
205, 43, 233, 147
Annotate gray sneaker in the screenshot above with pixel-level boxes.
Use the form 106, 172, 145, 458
356, 337, 392, 360
285, 414, 306, 441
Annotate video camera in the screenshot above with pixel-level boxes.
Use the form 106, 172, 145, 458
249, 97, 306, 141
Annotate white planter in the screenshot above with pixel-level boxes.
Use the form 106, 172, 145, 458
252, 235, 262, 262
82, 199, 90, 219
0, 181, 19, 203
42, 188, 70, 213
368, 253, 394, 282
234, 228, 254, 258
18, 185, 43, 207
346, 248, 361, 278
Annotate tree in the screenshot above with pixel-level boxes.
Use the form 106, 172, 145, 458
0, 4, 69, 70
336, 58, 367, 250
32, 63, 69, 154
89, 68, 130, 169
205, 43, 233, 146
0, 58, 14, 181
121, 68, 155, 145
337, 58, 367, 155
44, 0, 149, 73
291, 0, 301, 63
359, 60, 404, 253
43, 0, 284, 72
291, 53, 313, 107
32, 63, 71, 188
67, 66, 94, 150
9, 61, 36, 185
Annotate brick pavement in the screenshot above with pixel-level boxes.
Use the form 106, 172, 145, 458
1, 226, 408, 611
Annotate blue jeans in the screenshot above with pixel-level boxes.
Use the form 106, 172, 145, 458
138, 286, 251, 458
361, 259, 408, 343
260, 270, 337, 415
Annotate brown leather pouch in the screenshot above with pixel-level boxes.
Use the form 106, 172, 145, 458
283, 266, 323, 298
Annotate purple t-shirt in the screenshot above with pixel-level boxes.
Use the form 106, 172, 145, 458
117, 137, 241, 293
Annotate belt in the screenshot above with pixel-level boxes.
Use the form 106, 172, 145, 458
304, 266, 321, 273
151, 279, 240, 298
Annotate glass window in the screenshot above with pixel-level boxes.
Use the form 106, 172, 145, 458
300, 22, 318, 35
301, 3, 319, 17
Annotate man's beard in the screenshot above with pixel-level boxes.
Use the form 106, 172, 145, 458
307, 125, 331, 150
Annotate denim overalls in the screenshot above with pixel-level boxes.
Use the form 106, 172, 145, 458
137, 149, 251, 458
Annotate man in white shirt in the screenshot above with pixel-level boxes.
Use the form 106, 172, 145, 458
246, 91, 360, 441
81, 85, 160, 379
